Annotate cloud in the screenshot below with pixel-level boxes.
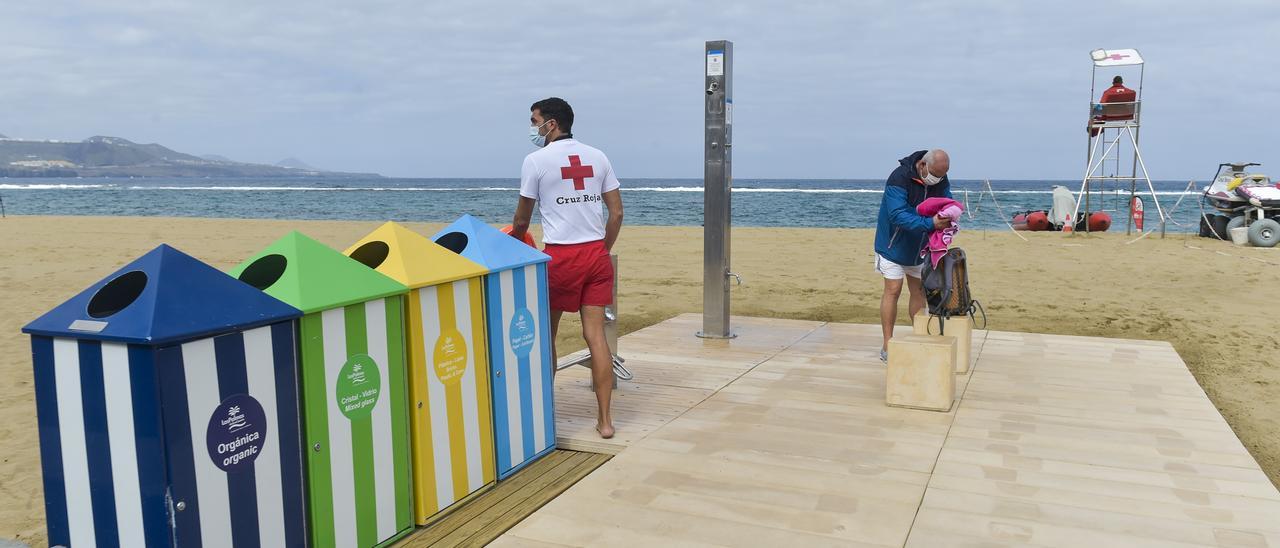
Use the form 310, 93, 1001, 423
0, 0, 1277, 179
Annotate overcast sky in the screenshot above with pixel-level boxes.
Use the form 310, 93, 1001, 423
2, 1, 1277, 180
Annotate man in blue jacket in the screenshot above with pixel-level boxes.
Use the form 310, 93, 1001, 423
874, 149, 953, 361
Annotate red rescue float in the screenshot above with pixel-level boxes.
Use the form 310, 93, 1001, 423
1012, 210, 1052, 231
1087, 211, 1112, 232
1026, 211, 1050, 231
501, 224, 538, 248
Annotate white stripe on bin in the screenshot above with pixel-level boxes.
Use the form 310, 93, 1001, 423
500, 270, 523, 462
524, 266, 548, 451
242, 327, 286, 548
321, 308, 357, 548
455, 281, 483, 491
419, 286, 454, 506
53, 338, 96, 547
365, 298, 396, 540
101, 343, 145, 546
182, 339, 232, 548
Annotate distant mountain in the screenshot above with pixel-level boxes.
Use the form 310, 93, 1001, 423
200, 154, 234, 162
0, 135, 381, 178
275, 157, 316, 170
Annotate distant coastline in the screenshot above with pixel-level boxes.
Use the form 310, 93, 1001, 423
0, 135, 381, 179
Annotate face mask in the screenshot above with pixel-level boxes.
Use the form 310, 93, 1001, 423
919, 164, 942, 186
529, 120, 551, 148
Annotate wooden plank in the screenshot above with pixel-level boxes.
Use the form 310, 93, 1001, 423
396, 451, 580, 547
924, 472, 1280, 533
394, 450, 610, 548
449, 453, 610, 547
908, 488, 1280, 547
552, 314, 821, 454
942, 425, 1269, 476
935, 443, 1279, 500
950, 407, 1249, 446
507, 491, 893, 548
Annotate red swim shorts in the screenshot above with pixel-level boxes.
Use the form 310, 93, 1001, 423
544, 240, 614, 313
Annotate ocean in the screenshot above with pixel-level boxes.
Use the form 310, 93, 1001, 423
0, 177, 1207, 231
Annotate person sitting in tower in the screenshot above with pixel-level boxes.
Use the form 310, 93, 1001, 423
1100, 75, 1136, 104
1090, 76, 1138, 136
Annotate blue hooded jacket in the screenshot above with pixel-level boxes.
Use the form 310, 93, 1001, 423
873, 150, 953, 266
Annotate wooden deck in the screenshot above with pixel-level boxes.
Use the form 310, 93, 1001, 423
494, 314, 1280, 547
393, 450, 610, 547
550, 315, 825, 454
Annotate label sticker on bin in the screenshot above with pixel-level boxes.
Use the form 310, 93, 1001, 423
207, 394, 267, 473
336, 355, 381, 420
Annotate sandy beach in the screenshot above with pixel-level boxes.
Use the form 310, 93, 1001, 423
2, 215, 1278, 546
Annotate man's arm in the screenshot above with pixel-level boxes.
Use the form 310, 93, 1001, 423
884, 185, 936, 234
511, 196, 536, 241
602, 189, 623, 251
513, 155, 540, 241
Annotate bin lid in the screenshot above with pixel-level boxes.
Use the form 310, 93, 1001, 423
343, 221, 487, 289
23, 244, 302, 345
228, 231, 408, 314
431, 214, 551, 271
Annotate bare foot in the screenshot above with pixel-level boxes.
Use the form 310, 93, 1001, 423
596, 422, 615, 439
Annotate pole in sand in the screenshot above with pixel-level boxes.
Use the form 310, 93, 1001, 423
698, 39, 739, 339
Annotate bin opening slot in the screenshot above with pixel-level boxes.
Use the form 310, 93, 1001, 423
238, 254, 288, 291
435, 232, 468, 254
349, 240, 391, 269
87, 270, 148, 319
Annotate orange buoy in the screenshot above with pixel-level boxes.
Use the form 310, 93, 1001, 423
500, 225, 538, 248
1087, 211, 1111, 232
1027, 211, 1050, 231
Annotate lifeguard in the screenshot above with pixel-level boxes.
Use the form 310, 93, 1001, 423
1090, 75, 1137, 135
510, 97, 624, 439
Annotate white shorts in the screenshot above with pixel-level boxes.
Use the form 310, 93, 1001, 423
875, 254, 923, 280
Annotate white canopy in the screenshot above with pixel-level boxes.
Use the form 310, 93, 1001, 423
1091, 48, 1143, 67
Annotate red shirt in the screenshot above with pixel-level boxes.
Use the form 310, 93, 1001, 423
1100, 84, 1136, 103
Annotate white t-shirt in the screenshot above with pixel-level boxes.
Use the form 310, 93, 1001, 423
519, 138, 621, 244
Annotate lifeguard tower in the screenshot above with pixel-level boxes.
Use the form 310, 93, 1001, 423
1071, 48, 1166, 236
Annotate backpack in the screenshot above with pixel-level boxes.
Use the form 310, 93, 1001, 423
919, 248, 986, 335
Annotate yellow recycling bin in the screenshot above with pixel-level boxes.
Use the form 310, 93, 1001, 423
344, 222, 495, 525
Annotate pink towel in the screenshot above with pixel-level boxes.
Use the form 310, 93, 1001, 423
916, 197, 963, 268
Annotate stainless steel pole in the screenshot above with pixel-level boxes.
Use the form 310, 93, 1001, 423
698, 39, 737, 339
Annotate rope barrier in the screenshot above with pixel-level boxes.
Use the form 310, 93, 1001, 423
974, 179, 1029, 241
1159, 180, 1197, 228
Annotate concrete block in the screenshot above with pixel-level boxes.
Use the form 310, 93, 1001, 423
886, 334, 956, 412
914, 312, 972, 374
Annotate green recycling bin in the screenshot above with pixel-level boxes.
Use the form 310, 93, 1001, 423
230, 231, 414, 548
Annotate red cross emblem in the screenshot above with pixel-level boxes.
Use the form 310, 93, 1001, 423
560, 155, 594, 191
1107, 53, 1129, 61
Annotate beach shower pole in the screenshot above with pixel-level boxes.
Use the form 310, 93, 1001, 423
698, 39, 738, 339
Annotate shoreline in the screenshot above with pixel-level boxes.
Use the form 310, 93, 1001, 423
1, 215, 1276, 545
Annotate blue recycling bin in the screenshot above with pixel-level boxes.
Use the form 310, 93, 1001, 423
433, 215, 556, 479
23, 244, 307, 547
